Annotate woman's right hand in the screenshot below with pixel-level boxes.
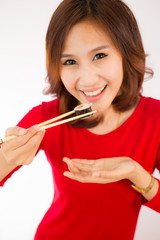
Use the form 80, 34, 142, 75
0, 125, 45, 167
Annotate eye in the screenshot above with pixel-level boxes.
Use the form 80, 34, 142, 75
93, 53, 107, 61
63, 59, 76, 65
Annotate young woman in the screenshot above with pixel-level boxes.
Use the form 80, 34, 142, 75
0, 0, 160, 239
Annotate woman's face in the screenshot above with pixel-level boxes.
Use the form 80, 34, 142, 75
60, 20, 123, 115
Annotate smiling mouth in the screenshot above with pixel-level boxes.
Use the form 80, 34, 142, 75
82, 85, 107, 97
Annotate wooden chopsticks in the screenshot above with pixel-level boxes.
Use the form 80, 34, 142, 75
38, 110, 75, 128
0, 109, 96, 144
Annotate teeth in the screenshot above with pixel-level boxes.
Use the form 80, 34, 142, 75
83, 86, 106, 97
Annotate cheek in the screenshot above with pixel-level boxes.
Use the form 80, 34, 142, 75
60, 69, 75, 92
115, 59, 123, 80
106, 57, 123, 84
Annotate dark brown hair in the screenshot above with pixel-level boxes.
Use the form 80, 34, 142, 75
45, 0, 153, 127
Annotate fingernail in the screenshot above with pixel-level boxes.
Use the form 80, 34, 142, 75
34, 125, 40, 131
19, 128, 27, 135
72, 159, 79, 162
92, 172, 100, 177
63, 157, 69, 163
63, 172, 69, 177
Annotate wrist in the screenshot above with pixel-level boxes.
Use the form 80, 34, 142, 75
129, 161, 153, 189
128, 161, 150, 186
128, 161, 159, 200
0, 149, 17, 181
131, 171, 155, 194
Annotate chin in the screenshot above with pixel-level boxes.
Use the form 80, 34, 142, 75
92, 101, 112, 113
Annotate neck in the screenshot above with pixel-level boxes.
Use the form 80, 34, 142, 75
88, 102, 139, 135
89, 106, 121, 135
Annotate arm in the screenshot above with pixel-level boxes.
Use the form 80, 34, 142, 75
128, 162, 159, 201
0, 103, 46, 186
0, 126, 45, 184
0, 149, 18, 183
63, 157, 159, 202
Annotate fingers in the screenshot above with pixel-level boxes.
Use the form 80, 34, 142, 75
63, 157, 123, 183
13, 130, 45, 165
3, 125, 40, 151
16, 129, 45, 154
63, 171, 114, 184
14, 125, 41, 149
63, 157, 82, 175
1, 125, 45, 166
5, 126, 27, 137
63, 157, 102, 172
92, 170, 117, 179
63, 157, 133, 184
63, 157, 104, 179
72, 158, 96, 165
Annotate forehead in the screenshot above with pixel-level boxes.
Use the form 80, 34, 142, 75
62, 20, 114, 51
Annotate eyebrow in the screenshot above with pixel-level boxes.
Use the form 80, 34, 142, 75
61, 45, 109, 58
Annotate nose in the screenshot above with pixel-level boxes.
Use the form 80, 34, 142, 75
78, 63, 99, 88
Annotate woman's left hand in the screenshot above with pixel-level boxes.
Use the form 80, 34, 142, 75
63, 157, 137, 183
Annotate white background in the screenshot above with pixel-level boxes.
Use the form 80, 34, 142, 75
0, 0, 160, 239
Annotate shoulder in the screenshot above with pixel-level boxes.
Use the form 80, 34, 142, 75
138, 96, 160, 134
141, 96, 160, 117
17, 98, 59, 128
41, 98, 60, 121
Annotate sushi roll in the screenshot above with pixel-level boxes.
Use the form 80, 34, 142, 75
74, 103, 93, 119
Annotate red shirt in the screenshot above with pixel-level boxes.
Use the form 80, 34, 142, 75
1, 96, 160, 240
